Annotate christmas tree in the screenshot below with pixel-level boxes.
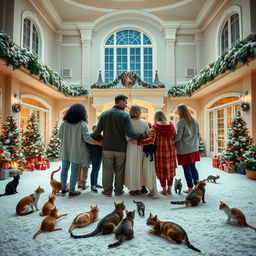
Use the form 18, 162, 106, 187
220, 112, 252, 166
0, 114, 25, 165
46, 122, 60, 159
21, 112, 45, 158
199, 136, 206, 155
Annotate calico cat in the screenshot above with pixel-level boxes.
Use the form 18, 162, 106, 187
174, 178, 182, 194
69, 205, 99, 233
143, 144, 157, 161
70, 201, 125, 239
206, 175, 220, 183
50, 167, 62, 195
146, 213, 201, 252
39, 194, 56, 216
33, 207, 68, 239
16, 186, 44, 216
0, 173, 20, 197
133, 200, 145, 216
219, 201, 256, 231
108, 210, 135, 248
171, 180, 206, 206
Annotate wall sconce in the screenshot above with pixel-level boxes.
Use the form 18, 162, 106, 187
12, 93, 22, 113
240, 91, 250, 112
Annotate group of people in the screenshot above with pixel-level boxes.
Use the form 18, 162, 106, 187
58, 94, 200, 198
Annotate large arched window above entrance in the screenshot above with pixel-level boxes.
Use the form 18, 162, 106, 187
104, 30, 153, 83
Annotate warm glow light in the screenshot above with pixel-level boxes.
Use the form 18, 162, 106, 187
10, 161, 18, 169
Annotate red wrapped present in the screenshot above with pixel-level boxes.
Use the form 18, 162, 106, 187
2, 161, 10, 170
223, 161, 235, 173
212, 155, 220, 168
219, 161, 225, 170
27, 157, 36, 164
45, 160, 50, 169
37, 161, 47, 170
25, 163, 35, 171
37, 155, 45, 162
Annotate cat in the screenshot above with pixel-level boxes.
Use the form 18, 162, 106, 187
50, 167, 62, 195
68, 205, 99, 233
108, 210, 135, 248
146, 213, 201, 252
39, 194, 56, 216
174, 178, 182, 194
170, 180, 206, 206
0, 173, 20, 197
16, 186, 45, 216
70, 201, 125, 239
143, 144, 157, 162
133, 200, 145, 216
219, 201, 256, 231
206, 175, 220, 183
33, 207, 68, 239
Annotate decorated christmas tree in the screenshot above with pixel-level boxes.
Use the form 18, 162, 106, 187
220, 112, 252, 166
0, 114, 25, 166
199, 136, 206, 155
46, 122, 60, 159
21, 112, 45, 158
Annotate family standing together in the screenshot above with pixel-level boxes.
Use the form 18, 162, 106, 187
58, 94, 200, 198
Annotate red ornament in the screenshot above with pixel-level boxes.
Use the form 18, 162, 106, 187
0, 149, 4, 154
11, 147, 16, 151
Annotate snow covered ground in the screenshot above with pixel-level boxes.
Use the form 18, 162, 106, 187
0, 157, 255, 256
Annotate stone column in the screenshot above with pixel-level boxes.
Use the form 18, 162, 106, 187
165, 28, 176, 88
54, 33, 62, 73
195, 32, 203, 72
80, 28, 93, 88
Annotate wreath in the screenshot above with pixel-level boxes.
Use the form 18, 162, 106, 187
121, 72, 135, 87
12, 103, 22, 113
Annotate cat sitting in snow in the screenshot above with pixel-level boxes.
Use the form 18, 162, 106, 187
0, 173, 20, 197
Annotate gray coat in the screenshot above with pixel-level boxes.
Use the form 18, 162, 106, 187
174, 119, 200, 155
58, 121, 93, 167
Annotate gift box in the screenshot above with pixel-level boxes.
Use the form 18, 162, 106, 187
212, 155, 220, 168
37, 161, 47, 170
1, 161, 10, 170
45, 160, 50, 169
37, 155, 45, 162
223, 161, 235, 173
219, 161, 225, 170
0, 170, 11, 180
25, 163, 35, 171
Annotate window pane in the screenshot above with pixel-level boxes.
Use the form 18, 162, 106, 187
143, 34, 152, 45
105, 34, 114, 45
23, 18, 31, 50
32, 24, 39, 55
104, 48, 114, 83
116, 30, 141, 45
230, 14, 240, 45
116, 48, 127, 75
221, 21, 229, 54
144, 48, 152, 83
130, 48, 140, 76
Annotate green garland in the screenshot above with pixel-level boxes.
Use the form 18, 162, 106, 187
91, 71, 165, 89
169, 33, 256, 97
0, 33, 88, 96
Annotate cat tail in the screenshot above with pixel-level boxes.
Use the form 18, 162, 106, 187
33, 229, 43, 239
133, 200, 138, 204
108, 237, 124, 248
17, 210, 34, 216
184, 236, 201, 252
246, 223, 256, 231
70, 228, 99, 239
50, 167, 61, 180
170, 201, 187, 205
0, 193, 7, 197
68, 221, 76, 233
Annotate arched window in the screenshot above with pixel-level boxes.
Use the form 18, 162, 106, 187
22, 18, 40, 56
104, 30, 153, 83
220, 13, 240, 54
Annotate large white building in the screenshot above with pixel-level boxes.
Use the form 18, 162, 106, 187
0, 0, 255, 156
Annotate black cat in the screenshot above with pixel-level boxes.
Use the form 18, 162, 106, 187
174, 178, 182, 194
0, 173, 20, 197
133, 200, 145, 216
143, 144, 157, 162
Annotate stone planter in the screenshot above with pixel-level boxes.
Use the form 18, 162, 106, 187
245, 169, 256, 180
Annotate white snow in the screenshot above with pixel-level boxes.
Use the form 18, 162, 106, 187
0, 157, 255, 256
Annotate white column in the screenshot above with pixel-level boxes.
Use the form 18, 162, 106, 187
195, 32, 203, 72
80, 28, 93, 88
53, 33, 62, 73
165, 28, 177, 88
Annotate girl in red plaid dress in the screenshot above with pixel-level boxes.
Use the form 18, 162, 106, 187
131, 110, 177, 195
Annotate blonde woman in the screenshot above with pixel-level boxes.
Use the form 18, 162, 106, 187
125, 105, 158, 198
131, 110, 177, 196
174, 104, 200, 194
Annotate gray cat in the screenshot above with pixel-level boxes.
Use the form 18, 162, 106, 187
174, 178, 182, 194
133, 200, 145, 216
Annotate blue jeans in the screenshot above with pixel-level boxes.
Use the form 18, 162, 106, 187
182, 162, 199, 188
61, 160, 80, 192
90, 156, 102, 186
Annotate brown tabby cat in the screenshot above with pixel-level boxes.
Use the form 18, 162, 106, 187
170, 180, 206, 206
108, 210, 135, 248
33, 207, 68, 239
69, 205, 99, 233
16, 186, 45, 216
70, 201, 125, 239
146, 213, 201, 252
206, 175, 220, 183
219, 201, 256, 231
50, 167, 61, 195
39, 194, 56, 216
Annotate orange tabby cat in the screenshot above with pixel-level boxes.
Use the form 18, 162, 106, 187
69, 205, 99, 233
219, 201, 256, 231
50, 167, 61, 195
33, 207, 68, 239
16, 186, 45, 216
40, 194, 56, 216
146, 213, 201, 252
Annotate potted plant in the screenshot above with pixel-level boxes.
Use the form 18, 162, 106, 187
240, 144, 256, 180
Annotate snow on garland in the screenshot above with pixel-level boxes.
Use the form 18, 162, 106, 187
168, 33, 256, 97
0, 33, 88, 97
91, 71, 165, 89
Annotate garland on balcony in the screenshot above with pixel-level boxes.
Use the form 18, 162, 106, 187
169, 33, 256, 97
91, 71, 165, 89
0, 33, 88, 96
